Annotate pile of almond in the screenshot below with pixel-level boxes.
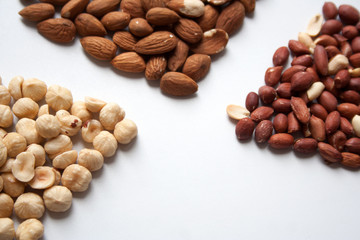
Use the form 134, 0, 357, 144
227, 2, 360, 169
18, 0, 255, 97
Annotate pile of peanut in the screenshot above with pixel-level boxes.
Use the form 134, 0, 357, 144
0, 76, 137, 240
18, 0, 255, 97
227, 2, 360, 168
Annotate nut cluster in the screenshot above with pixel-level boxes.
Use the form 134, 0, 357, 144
0, 76, 137, 240
227, 2, 360, 169
18, 0, 255, 96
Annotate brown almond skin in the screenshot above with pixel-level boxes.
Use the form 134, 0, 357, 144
86, 0, 120, 18
80, 36, 117, 61
61, 0, 89, 19
197, 5, 219, 32
120, 0, 145, 18
272, 98, 291, 114
141, 0, 168, 12
325, 111, 341, 135
281, 65, 306, 83
258, 86, 276, 105
345, 138, 360, 154
239, 0, 255, 13
19, 3, 55, 22
135, 31, 178, 55
182, 54, 211, 81
129, 18, 153, 37
318, 91, 338, 113
191, 29, 228, 55
340, 117, 354, 136
215, 1, 245, 35
111, 52, 146, 73
318, 142, 343, 163
168, 40, 189, 72
146, 7, 180, 26
321, 19, 343, 35
323, 2, 338, 19
340, 90, 360, 105
291, 55, 313, 67
309, 115, 326, 142
245, 92, 259, 112
328, 130, 347, 151
337, 103, 360, 120
39, 0, 69, 5
287, 112, 301, 133
273, 113, 288, 133
276, 83, 292, 99
273, 46, 289, 66
250, 106, 274, 123
268, 133, 294, 150
265, 66, 283, 86
101, 12, 131, 31
288, 40, 310, 56
341, 152, 360, 168
37, 18, 76, 43
310, 103, 328, 121
290, 72, 314, 92
290, 97, 310, 124
75, 13, 107, 37
235, 118, 255, 140
254, 120, 273, 143
113, 31, 137, 51
174, 18, 203, 44
338, 4, 360, 25
145, 56, 167, 81
294, 138, 318, 154
160, 72, 198, 96
314, 45, 328, 76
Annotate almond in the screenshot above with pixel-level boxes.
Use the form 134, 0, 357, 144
250, 106, 274, 123
86, 0, 120, 18
290, 97, 310, 124
112, 31, 137, 51
341, 152, 360, 168
160, 72, 198, 96
167, 0, 205, 18
19, 3, 55, 22
273, 113, 288, 133
168, 40, 189, 72
75, 13, 107, 37
111, 52, 146, 73
215, 1, 245, 35
61, 0, 89, 19
328, 130, 347, 151
145, 56, 167, 81
129, 18, 154, 37
37, 18, 76, 43
141, 0, 169, 11
345, 137, 360, 154
322, 2, 338, 20
338, 4, 360, 25
207, 0, 230, 6
309, 115, 326, 141
239, 0, 255, 13
265, 66, 283, 86
120, 0, 145, 18
146, 7, 180, 26
235, 118, 255, 140
273, 46, 289, 66
293, 138, 318, 154
245, 92, 259, 112
101, 12, 131, 32
191, 29, 228, 55
134, 31, 178, 55
196, 4, 219, 32
318, 142, 342, 163
174, 18, 203, 44
39, 0, 70, 6
182, 54, 211, 81
268, 133, 294, 149
80, 36, 117, 61
254, 120, 273, 143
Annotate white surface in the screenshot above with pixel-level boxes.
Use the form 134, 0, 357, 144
1, 0, 360, 239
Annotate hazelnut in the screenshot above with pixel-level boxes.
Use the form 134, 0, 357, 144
3, 132, 27, 158
81, 119, 103, 143
84, 96, 106, 112
26, 144, 46, 167
0, 159, 15, 173
28, 166, 56, 189
61, 164, 92, 192
35, 114, 61, 139
16, 218, 44, 240
56, 110, 82, 136
43, 186, 72, 212
93, 131, 118, 157
8, 75, 23, 101
71, 101, 92, 122
16, 118, 43, 144
12, 152, 35, 183
0, 86, 11, 106
45, 84, 73, 111
0, 105, 13, 128
99, 102, 125, 130
114, 119, 138, 144
78, 149, 104, 171
52, 150, 77, 169
0, 175, 3, 192
0, 140, 7, 167
1, 173, 25, 197
21, 78, 47, 102
37, 104, 49, 117
14, 192, 45, 219
0, 193, 14, 218
12, 98, 39, 119
0, 218, 15, 240
0, 128, 7, 138
44, 134, 72, 157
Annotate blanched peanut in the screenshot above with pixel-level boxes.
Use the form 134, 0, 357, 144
0, 86, 11, 106
52, 150, 77, 169
0, 175, 3, 192
0, 159, 14, 173
8, 76, 23, 101
61, 164, 92, 192
1, 173, 25, 197
16, 118, 43, 144
99, 102, 125, 130
35, 114, 61, 139
12, 98, 39, 119
22, 78, 47, 102
37, 104, 49, 117
84, 96, 106, 112
226, 105, 250, 120
352, 115, 360, 137
28, 166, 55, 189
0, 105, 13, 128
71, 101, 92, 122
0, 140, 7, 167
26, 144, 46, 167
81, 119, 103, 143
43, 186, 72, 212
0, 193, 14, 217
56, 110, 82, 136
14, 192, 45, 219
16, 218, 44, 240
78, 149, 104, 171
45, 84, 73, 111
12, 152, 35, 183
114, 119, 138, 144
3, 132, 27, 158
44, 134, 72, 157
93, 131, 118, 157
0, 218, 15, 240
0, 128, 7, 138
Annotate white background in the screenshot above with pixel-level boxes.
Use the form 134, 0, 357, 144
1, 0, 360, 239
